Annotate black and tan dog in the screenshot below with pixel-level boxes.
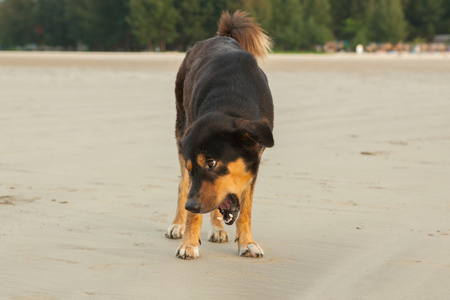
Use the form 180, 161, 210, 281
165, 10, 274, 259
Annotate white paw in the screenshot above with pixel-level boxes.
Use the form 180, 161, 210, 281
176, 244, 200, 260
165, 224, 184, 239
239, 243, 264, 258
208, 226, 229, 243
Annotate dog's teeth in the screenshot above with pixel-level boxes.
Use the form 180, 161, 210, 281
229, 214, 233, 220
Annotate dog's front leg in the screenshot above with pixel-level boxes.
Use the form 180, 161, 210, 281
166, 154, 189, 239
208, 209, 229, 243
176, 212, 202, 259
235, 181, 264, 258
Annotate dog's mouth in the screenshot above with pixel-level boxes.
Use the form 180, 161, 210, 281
218, 194, 240, 225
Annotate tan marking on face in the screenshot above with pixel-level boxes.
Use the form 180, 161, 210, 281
195, 158, 254, 212
197, 154, 206, 168
186, 160, 192, 172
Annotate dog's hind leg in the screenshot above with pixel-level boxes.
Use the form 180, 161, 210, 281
165, 154, 189, 239
176, 212, 202, 259
235, 180, 264, 258
208, 209, 229, 243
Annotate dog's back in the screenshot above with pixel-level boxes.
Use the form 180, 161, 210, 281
175, 11, 273, 139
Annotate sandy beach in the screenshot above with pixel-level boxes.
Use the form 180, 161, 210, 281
1, 51, 450, 299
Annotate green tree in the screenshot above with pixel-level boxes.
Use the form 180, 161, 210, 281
66, 0, 130, 51
328, 0, 372, 39
271, 0, 304, 50
304, 0, 332, 28
1, 0, 448, 52
173, 0, 214, 50
35, 0, 70, 47
370, 0, 408, 42
302, 0, 333, 48
438, 0, 450, 34
341, 18, 368, 48
340, 0, 376, 48
405, 0, 444, 41
0, 0, 36, 47
328, 0, 353, 37
128, 0, 179, 51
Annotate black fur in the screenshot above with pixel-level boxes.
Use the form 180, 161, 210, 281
168, 10, 273, 259
176, 36, 274, 172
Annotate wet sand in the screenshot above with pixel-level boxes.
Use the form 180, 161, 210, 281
1, 52, 450, 299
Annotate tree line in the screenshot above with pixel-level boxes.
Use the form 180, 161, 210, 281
0, 0, 449, 51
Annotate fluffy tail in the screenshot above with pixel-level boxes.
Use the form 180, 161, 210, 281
217, 10, 272, 59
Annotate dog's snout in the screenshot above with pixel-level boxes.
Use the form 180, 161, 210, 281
185, 201, 201, 213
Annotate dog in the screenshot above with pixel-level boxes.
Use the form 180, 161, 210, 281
165, 10, 274, 259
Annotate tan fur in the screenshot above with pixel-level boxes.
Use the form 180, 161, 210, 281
196, 181, 217, 212
236, 180, 256, 248
217, 10, 272, 59
177, 212, 202, 259
166, 154, 189, 239
186, 159, 192, 173
195, 158, 254, 212
221, 159, 254, 194
208, 209, 229, 243
174, 155, 189, 224
235, 178, 264, 257
196, 154, 206, 168
210, 209, 225, 229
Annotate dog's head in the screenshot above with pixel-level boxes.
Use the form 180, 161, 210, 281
179, 114, 274, 225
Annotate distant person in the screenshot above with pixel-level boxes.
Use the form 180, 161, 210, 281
414, 45, 421, 54
356, 44, 364, 55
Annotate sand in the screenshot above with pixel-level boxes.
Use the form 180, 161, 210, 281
1, 51, 450, 299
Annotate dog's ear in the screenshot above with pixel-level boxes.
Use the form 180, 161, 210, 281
234, 119, 274, 148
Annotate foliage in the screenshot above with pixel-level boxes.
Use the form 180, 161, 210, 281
0, 0, 448, 51
370, 0, 408, 43
128, 0, 179, 51
342, 18, 369, 48
302, 0, 333, 48
405, 0, 446, 41
74, 0, 131, 50
271, 0, 305, 50
0, 0, 36, 46
173, 0, 216, 50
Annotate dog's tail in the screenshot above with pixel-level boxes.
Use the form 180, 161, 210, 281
217, 10, 272, 59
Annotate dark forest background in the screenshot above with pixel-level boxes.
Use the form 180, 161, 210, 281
0, 0, 449, 51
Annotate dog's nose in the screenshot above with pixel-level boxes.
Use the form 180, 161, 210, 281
185, 201, 201, 213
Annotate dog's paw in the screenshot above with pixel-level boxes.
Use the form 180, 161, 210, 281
165, 224, 184, 239
238, 243, 264, 258
208, 226, 229, 243
176, 243, 200, 260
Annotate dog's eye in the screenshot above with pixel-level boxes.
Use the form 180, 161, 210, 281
206, 159, 217, 169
